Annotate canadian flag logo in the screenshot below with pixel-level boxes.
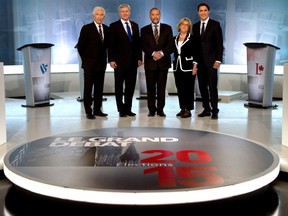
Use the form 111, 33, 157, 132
255, 63, 264, 75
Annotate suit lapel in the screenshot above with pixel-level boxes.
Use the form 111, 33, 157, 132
92, 23, 101, 41
119, 20, 128, 39
158, 24, 162, 42
149, 25, 157, 44
175, 34, 190, 50
182, 34, 190, 47
196, 22, 201, 37
202, 20, 210, 38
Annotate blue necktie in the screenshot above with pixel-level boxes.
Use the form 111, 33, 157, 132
125, 22, 132, 41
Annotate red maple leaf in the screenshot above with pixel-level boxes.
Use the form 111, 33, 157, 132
259, 65, 264, 71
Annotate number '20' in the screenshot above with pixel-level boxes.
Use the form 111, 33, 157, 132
141, 149, 224, 188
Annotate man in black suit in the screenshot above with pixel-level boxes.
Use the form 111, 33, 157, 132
192, 2, 224, 120
108, 4, 142, 117
141, 7, 174, 117
77, 6, 109, 119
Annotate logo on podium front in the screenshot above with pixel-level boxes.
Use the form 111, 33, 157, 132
255, 63, 264, 75
40, 63, 48, 74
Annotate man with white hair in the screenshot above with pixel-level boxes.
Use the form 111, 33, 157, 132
77, 6, 109, 119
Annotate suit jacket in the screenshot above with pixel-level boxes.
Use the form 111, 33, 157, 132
141, 23, 174, 71
108, 20, 142, 68
192, 18, 224, 67
172, 33, 197, 72
77, 22, 108, 71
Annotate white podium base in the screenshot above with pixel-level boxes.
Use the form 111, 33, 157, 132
0, 62, 7, 145
282, 64, 288, 147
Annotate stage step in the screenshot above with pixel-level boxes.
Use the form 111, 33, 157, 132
219, 90, 244, 103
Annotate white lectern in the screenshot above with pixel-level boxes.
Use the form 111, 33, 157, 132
0, 62, 7, 145
282, 64, 288, 147
17, 43, 54, 107
75, 44, 84, 102
244, 42, 280, 108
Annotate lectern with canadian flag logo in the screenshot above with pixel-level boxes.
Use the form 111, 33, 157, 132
17, 43, 54, 107
244, 42, 280, 108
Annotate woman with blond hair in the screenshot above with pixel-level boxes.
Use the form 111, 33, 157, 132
172, 17, 198, 118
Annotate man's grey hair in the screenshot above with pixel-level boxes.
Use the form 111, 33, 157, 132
93, 6, 106, 15
118, 4, 131, 12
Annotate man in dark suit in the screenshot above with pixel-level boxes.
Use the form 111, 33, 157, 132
141, 7, 174, 117
192, 2, 224, 120
108, 4, 142, 117
77, 6, 109, 119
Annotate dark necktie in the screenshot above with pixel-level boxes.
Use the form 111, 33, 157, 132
201, 22, 205, 36
98, 25, 103, 42
154, 24, 159, 44
125, 22, 132, 41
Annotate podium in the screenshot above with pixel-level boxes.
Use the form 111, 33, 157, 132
282, 64, 288, 147
17, 43, 54, 107
137, 64, 147, 99
244, 42, 280, 108
75, 44, 84, 102
194, 75, 202, 101
0, 62, 7, 145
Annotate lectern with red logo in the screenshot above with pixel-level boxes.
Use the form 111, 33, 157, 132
17, 43, 54, 107
0, 62, 6, 145
244, 42, 280, 108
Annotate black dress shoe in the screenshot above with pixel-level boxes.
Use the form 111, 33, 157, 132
181, 110, 191, 118
176, 109, 185, 117
94, 111, 108, 117
211, 113, 218, 119
197, 111, 211, 117
86, 114, 95, 119
157, 111, 166, 117
148, 112, 155, 117
119, 113, 127, 117
126, 111, 136, 116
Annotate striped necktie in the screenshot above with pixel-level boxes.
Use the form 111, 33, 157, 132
154, 24, 159, 44
98, 25, 103, 42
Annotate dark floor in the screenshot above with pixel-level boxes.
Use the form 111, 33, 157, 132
0, 170, 288, 215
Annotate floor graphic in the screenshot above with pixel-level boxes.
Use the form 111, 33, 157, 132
3, 127, 280, 205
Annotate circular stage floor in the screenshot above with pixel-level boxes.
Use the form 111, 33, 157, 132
3, 127, 280, 205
